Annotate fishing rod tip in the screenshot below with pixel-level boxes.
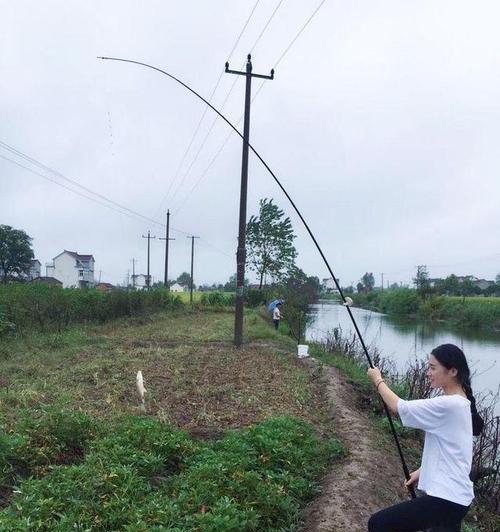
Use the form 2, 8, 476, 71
343, 296, 353, 307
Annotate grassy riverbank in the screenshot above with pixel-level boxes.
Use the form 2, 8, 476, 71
0, 307, 342, 530
354, 288, 500, 331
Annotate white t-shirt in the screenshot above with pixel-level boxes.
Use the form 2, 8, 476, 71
273, 307, 281, 320
397, 395, 473, 506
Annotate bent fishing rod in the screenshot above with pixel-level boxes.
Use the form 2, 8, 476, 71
99, 55, 416, 498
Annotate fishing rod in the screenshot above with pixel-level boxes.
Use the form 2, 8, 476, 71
99, 56, 416, 498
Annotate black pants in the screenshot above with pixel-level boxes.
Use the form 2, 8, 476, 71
273, 319, 280, 330
368, 495, 469, 531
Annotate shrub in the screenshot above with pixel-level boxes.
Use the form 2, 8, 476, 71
13, 408, 99, 473
244, 289, 266, 308
0, 285, 183, 333
200, 292, 234, 307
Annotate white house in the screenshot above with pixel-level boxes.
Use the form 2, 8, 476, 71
45, 250, 95, 288
170, 282, 187, 293
131, 274, 152, 290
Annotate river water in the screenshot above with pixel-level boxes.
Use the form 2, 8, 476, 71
306, 300, 500, 411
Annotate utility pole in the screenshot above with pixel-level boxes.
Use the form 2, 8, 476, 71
381, 273, 384, 291
225, 54, 274, 347
186, 236, 199, 305
159, 210, 175, 288
131, 258, 137, 288
142, 231, 156, 289
126, 269, 130, 289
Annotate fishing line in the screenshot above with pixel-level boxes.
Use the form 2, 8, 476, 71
99, 56, 416, 498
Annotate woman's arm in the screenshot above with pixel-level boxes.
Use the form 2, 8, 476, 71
367, 367, 401, 415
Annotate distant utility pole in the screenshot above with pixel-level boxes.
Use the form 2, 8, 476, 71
187, 236, 199, 305
159, 210, 175, 287
381, 273, 384, 291
225, 54, 274, 347
131, 258, 137, 288
126, 269, 130, 289
142, 231, 156, 289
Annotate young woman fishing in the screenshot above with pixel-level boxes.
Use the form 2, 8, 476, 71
367, 343, 484, 531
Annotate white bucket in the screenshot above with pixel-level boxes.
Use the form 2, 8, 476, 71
297, 344, 309, 358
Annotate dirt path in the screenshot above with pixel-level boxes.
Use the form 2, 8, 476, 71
302, 360, 409, 532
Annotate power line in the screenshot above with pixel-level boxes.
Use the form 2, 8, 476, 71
167, 75, 241, 206
227, 0, 262, 61
0, 141, 167, 229
272, 0, 328, 69
198, 238, 233, 259
0, 144, 194, 234
156, 0, 285, 214
151, 0, 261, 220
1, 146, 233, 261
249, 0, 284, 55
172, 0, 327, 215
0, 153, 157, 226
172, 125, 239, 216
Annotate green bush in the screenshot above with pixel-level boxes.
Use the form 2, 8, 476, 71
13, 407, 99, 473
244, 289, 266, 308
0, 285, 183, 333
378, 288, 419, 315
200, 292, 234, 307
88, 416, 197, 477
0, 414, 342, 531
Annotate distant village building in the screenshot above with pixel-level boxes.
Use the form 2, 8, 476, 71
170, 282, 187, 293
96, 282, 115, 292
45, 250, 95, 288
429, 276, 495, 291
131, 274, 152, 290
474, 279, 495, 291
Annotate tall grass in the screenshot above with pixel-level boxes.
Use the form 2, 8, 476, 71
0, 284, 183, 334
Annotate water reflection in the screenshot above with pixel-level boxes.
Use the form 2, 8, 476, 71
307, 300, 500, 410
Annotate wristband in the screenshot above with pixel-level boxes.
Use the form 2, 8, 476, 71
375, 379, 385, 390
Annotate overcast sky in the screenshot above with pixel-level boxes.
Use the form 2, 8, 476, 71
2, 1, 500, 287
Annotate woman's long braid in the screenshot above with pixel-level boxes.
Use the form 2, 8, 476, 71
460, 371, 484, 436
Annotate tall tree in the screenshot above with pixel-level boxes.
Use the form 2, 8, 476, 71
176, 272, 192, 287
361, 272, 375, 292
0, 225, 34, 283
246, 198, 297, 288
224, 273, 248, 291
413, 265, 431, 299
